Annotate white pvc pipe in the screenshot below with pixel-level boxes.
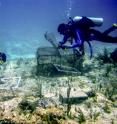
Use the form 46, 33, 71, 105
1, 76, 21, 90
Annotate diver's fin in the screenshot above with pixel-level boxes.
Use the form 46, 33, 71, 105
113, 23, 117, 28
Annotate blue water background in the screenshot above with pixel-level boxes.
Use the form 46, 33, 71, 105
0, 0, 117, 59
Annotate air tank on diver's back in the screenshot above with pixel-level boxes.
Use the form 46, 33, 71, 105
73, 16, 104, 27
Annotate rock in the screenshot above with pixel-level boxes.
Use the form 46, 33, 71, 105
59, 87, 88, 104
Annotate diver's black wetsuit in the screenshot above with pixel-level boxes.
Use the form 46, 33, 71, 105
58, 17, 117, 48
71, 16, 117, 43
88, 27, 117, 43
58, 16, 117, 58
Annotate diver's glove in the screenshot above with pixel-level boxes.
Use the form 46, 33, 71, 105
58, 43, 67, 50
60, 45, 66, 49
58, 42, 64, 48
58, 44, 65, 49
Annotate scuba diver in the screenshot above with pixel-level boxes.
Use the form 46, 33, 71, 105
0, 52, 6, 64
58, 16, 117, 58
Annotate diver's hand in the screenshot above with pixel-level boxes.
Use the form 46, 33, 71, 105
60, 45, 66, 49
58, 42, 69, 49
58, 42, 63, 48
58, 44, 67, 50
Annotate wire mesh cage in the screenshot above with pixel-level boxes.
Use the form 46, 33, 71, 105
36, 32, 84, 75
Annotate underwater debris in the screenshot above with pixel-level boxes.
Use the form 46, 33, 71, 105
53, 64, 78, 75
36, 32, 84, 76
0, 76, 21, 90
59, 87, 88, 104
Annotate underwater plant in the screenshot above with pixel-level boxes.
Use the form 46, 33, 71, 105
0, 119, 18, 124
89, 107, 100, 122
77, 108, 86, 124
1, 95, 15, 101
103, 101, 111, 113
42, 113, 59, 124
40, 107, 66, 124
111, 118, 115, 124
105, 65, 112, 77
18, 99, 37, 114
66, 77, 72, 116
85, 100, 92, 108
73, 55, 85, 74
66, 84, 71, 116
96, 48, 111, 64
34, 76, 43, 98
16, 58, 23, 65
103, 77, 117, 101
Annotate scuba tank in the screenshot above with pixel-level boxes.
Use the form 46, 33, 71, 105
73, 16, 104, 27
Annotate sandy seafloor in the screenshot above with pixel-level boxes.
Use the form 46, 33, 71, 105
0, 48, 117, 124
